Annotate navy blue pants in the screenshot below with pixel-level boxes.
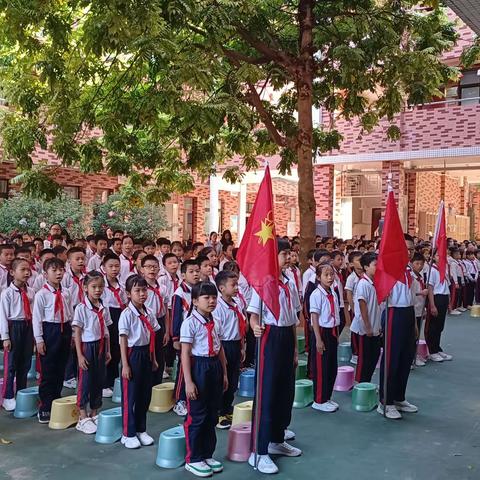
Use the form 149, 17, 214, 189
77, 340, 106, 410
355, 334, 381, 383
39, 323, 72, 414
185, 356, 222, 463
339, 308, 346, 336
251, 325, 295, 455
64, 337, 77, 381
310, 327, 338, 404
105, 307, 122, 388
174, 352, 186, 402
121, 345, 153, 437
425, 294, 449, 355
152, 316, 166, 386
351, 331, 359, 356
465, 281, 475, 308
379, 306, 416, 405
220, 340, 241, 416
3, 320, 33, 399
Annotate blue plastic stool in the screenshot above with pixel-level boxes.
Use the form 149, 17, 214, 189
112, 378, 121, 404
27, 355, 36, 380
237, 369, 255, 397
95, 407, 122, 444
156, 425, 186, 469
338, 342, 352, 362
14, 386, 39, 418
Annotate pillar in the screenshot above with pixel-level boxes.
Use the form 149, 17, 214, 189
237, 182, 247, 243
406, 172, 417, 235
209, 174, 219, 234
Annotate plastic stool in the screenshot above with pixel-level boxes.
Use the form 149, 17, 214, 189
112, 378, 121, 404
27, 355, 36, 380
297, 335, 306, 354
232, 400, 253, 426
172, 357, 178, 381
238, 369, 255, 397
334, 366, 354, 392
338, 342, 352, 362
13, 386, 39, 418
295, 359, 307, 380
95, 407, 122, 444
417, 340, 428, 359
156, 425, 186, 469
293, 379, 314, 408
49, 395, 78, 429
470, 305, 480, 317
227, 422, 251, 462
376, 348, 383, 369
352, 382, 378, 411
149, 382, 175, 413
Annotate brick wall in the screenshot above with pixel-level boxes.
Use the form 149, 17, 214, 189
313, 164, 334, 221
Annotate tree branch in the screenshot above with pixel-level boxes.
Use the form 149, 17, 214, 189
222, 47, 271, 65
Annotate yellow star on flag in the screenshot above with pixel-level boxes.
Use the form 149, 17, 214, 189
255, 217, 275, 246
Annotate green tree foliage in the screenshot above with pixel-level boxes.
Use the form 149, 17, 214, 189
91, 193, 167, 241
0, 193, 86, 237
0, 1, 458, 255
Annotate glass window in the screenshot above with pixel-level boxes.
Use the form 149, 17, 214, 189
93, 188, 113, 204
183, 197, 194, 242
63, 186, 80, 199
459, 70, 480, 105
0, 179, 8, 199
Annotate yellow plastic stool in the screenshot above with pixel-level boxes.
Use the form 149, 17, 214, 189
470, 305, 480, 317
232, 400, 253, 426
149, 382, 175, 413
49, 395, 79, 430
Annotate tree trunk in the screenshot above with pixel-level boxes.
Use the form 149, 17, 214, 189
297, 0, 315, 270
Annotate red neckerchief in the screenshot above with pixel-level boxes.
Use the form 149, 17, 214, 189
148, 282, 164, 317
139, 313, 156, 356
180, 283, 191, 312
226, 299, 246, 338
122, 254, 134, 272
44, 284, 65, 332
170, 273, 179, 292
279, 278, 291, 308
71, 274, 85, 303
291, 267, 300, 291
17, 286, 32, 322
413, 271, 425, 289
324, 287, 338, 337
107, 280, 126, 309
89, 302, 105, 356
194, 310, 216, 356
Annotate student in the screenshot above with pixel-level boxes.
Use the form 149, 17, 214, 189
218, 242, 234, 271
141, 254, 169, 385
0, 244, 15, 294
309, 263, 340, 413
15, 246, 38, 288
301, 249, 317, 296
331, 250, 350, 335
43, 224, 62, 249
85, 234, 96, 263
72, 272, 112, 434
87, 235, 109, 272
476, 250, 480, 304
172, 259, 200, 416
181, 281, 227, 477
197, 255, 214, 283
192, 242, 204, 259
142, 240, 156, 256
213, 270, 246, 430
183, 245, 194, 261
155, 238, 171, 265
101, 253, 128, 397
345, 251, 363, 364
286, 250, 302, 297
119, 275, 160, 449
33, 258, 74, 423
50, 235, 64, 250
411, 252, 428, 367
32, 249, 56, 293
351, 253, 382, 383
464, 250, 477, 309
171, 241, 185, 262
198, 247, 219, 276
0, 258, 35, 411
426, 252, 452, 363
119, 235, 135, 284
248, 239, 301, 475
111, 237, 122, 256
451, 248, 465, 313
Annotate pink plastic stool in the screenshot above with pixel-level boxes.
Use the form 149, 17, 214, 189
334, 366, 354, 391
417, 340, 428, 359
227, 422, 251, 462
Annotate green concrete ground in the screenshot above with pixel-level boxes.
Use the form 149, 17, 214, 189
1, 311, 480, 480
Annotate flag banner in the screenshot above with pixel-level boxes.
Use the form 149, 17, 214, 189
433, 200, 447, 282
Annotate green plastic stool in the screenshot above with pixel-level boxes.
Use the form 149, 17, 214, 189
14, 386, 39, 418
297, 335, 306, 354
296, 359, 307, 380
27, 355, 36, 380
352, 382, 378, 412
293, 379, 313, 408
112, 378, 121, 404
338, 342, 352, 362
172, 358, 178, 381
156, 425, 186, 469
95, 407, 122, 444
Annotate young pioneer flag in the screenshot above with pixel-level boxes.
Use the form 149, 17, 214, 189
433, 200, 447, 282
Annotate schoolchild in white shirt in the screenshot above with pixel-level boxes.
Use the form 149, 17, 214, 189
331, 250, 350, 334
218, 242, 234, 271
464, 250, 477, 308
0, 244, 15, 294
73, 272, 112, 434
301, 249, 317, 296
119, 235, 135, 284
32, 249, 55, 293
86, 234, 108, 272
411, 252, 428, 367
345, 251, 363, 364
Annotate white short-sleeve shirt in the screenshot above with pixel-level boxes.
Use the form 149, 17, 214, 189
180, 309, 223, 356
309, 285, 340, 328
388, 270, 414, 307
118, 302, 160, 347
72, 298, 112, 342
0, 284, 35, 340
428, 265, 450, 296
213, 297, 244, 341
351, 275, 382, 336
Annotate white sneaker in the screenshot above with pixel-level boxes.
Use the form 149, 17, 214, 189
394, 400, 418, 413
102, 388, 113, 398
63, 378, 77, 389
121, 435, 141, 449
91, 415, 98, 425
428, 353, 444, 362
2, 398, 16, 411
162, 371, 169, 379
185, 461, 213, 477
268, 441, 302, 457
136, 431, 154, 446
173, 400, 187, 416
439, 352, 453, 361
205, 458, 223, 473
76, 417, 97, 434
415, 356, 426, 367
377, 404, 402, 419
312, 401, 338, 413
248, 453, 279, 474
328, 400, 339, 409
284, 429, 295, 441
350, 355, 358, 365
449, 310, 461, 316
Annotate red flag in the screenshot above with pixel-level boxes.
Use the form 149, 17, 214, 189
433, 200, 447, 282
375, 190, 409, 304
237, 165, 280, 319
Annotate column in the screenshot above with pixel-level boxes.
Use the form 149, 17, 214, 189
209, 174, 220, 234
406, 172, 417, 235
237, 182, 247, 243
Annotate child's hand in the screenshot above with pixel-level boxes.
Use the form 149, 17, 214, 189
78, 355, 89, 370
2, 340, 11, 352
293, 349, 298, 368
186, 381, 198, 400
163, 332, 170, 347
223, 375, 228, 393
253, 324, 265, 338
173, 341, 180, 350
430, 305, 438, 317
152, 359, 159, 371
240, 348, 246, 364
421, 289, 428, 297
316, 340, 325, 353
366, 327, 373, 337
105, 351, 112, 365
122, 364, 132, 380
37, 342, 46, 356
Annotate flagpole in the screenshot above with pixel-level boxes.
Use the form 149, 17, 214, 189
383, 298, 388, 418
253, 301, 263, 470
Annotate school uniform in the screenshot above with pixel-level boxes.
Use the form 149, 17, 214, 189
454, 259, 466, 309
33, 283, 74, 414
425, 265, 450, 355
379, 271, 416, 406
101, 278, 127, 388
475, 257, 480, 303
302, 266, 316, 296
27, 269, 39, 290
351, 275, 382, 383
238, 272, 255, 367
302, 278, 317, 376
0, 284, 35, 399
309, 285, 340, 403
32, 273, 47, 293
181, 309, 224, 463
464, 259, 477, 307
213, 297, 246, 416
72, 298, 112, 410
247, 275, 300, 456
345, 271, 361, 356
333, 267, 347, 334
86, 253, 103, 273
119, 254, 135, 284
412, 270, 426, 334
85, 246, 95, 264
119, 302, 160, 438
286, 266, 303, 299
0, 264, 12, 294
